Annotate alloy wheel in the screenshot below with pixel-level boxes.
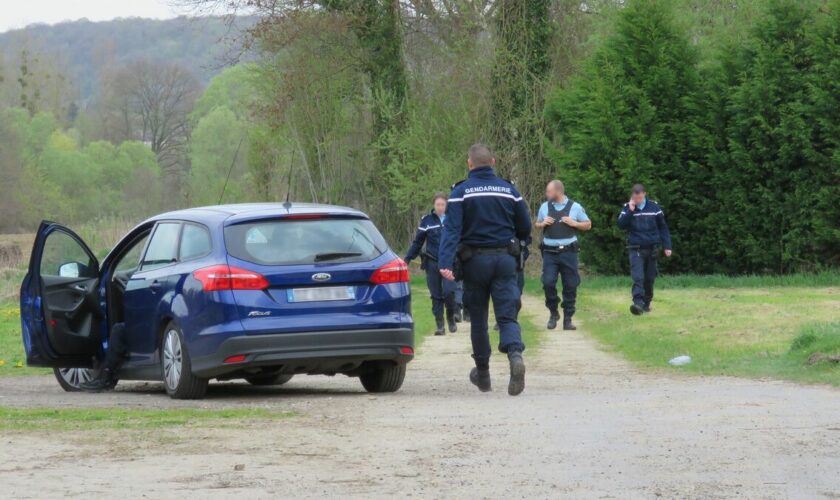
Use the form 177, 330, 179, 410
163, 329, 183, 390
58, 367, 96, 388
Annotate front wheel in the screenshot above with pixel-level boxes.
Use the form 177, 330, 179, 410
359, 363, 406, 393
161, 323, 208, 399
54, 367, 105, 392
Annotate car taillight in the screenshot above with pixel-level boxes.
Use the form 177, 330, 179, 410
193, 265, 269, 292
370, 258, 409, 284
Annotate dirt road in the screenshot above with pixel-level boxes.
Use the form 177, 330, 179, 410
2, 295, 840, 499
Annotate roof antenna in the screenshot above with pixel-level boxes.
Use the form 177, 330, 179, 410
282, 153, 295, 211
217, 134, 245, 205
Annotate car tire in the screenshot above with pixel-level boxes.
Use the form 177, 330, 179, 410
161, 323, 208, 399
359, 362, 406, 393
244, 373, 294, 386
53, 367, 106, 392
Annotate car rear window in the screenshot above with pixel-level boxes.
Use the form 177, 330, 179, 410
224, 218, 389, 266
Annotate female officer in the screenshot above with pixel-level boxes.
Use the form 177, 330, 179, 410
404, 193, 457, 335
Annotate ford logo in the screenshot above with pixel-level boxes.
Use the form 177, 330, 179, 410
312, 273, 331, 282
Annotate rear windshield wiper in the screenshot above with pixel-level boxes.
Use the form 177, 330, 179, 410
314, 252, 363, 262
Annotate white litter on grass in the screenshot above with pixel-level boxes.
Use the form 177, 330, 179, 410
669, 355, 692, 366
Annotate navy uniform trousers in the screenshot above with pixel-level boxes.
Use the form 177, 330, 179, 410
425, 259, 456, 319
541, 250, 580, 316
629, 247, 658, 307
463, 252, 524, 368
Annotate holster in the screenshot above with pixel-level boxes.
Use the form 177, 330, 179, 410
453, 245, 473, 281
419, 254, 428, 271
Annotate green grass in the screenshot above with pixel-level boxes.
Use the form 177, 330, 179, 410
563, 280, 840, 385
0, 302, 48, 376
524, 271, 840, 294
0, 407, 296, 431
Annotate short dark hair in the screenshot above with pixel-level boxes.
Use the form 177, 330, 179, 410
468, 143, 494, 166
433, 192, 447, 203
632, 183, 646, 194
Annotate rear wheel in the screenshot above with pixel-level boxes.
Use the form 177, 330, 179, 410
359, 363, 406, 393
245, 373, 294, 386
53, 367, 103, 392
161, 323, 208, 399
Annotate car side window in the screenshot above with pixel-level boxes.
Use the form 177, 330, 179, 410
114, 234, 150, 274
40, 230, 96, 278
140, 223, 181, 272
179, 224, 211, 261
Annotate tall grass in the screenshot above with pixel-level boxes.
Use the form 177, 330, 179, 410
0, 216, 138, 301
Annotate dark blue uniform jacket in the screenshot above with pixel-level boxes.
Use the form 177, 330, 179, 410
405, 210, 444, 261
617, 199, 672, 250
438, 166, 531, 270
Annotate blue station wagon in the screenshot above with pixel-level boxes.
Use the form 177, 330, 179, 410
20, 203, 414, 399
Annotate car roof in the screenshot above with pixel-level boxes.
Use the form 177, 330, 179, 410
146, 203, 368, 225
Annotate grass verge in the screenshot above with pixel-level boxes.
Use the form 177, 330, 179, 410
0, 406, 296, 431
554, 277, 840, 386
0, 302, 48, 376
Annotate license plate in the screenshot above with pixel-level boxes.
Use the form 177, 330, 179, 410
287, 286, 355, 303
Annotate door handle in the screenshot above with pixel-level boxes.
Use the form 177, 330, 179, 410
149, 280, 162, 293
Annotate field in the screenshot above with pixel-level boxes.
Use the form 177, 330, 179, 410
526, 273, 840, 386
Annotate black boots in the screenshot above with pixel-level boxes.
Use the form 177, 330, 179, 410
454, 307, 463, 323
434, 317, 445, 336
547, 312, 560, 330
447, 314, 457, 333
507, 351, 526, 396
470, 352, 526, 396
469, 367, 492, 392
630, 304, 644, 316
563, 316, 576, 331
79, 369, 118, 392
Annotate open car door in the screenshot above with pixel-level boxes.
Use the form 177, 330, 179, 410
20, 221, 103, 368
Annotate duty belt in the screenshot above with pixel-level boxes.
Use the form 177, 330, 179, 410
472, 246, 509, 256
541, 242, 579, 253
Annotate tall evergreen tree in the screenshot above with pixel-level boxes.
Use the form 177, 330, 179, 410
805, 0, 840, 268
721, 0, 819, 273
545, 0, 707, 273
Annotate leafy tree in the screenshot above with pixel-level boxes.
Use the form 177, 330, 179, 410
188, 106, 249, 206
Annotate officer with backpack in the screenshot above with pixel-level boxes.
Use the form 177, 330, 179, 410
535, 180, 591, 331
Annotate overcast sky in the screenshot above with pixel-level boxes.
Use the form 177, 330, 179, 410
1, 1, 187, 33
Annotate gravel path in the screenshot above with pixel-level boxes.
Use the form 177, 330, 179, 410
1, 295, 840, 498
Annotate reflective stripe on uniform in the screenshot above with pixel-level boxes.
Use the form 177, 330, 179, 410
448, 192, 524, 203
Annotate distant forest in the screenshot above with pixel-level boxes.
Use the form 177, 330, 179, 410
1, 1, 838, 275
0, 16, 256, 103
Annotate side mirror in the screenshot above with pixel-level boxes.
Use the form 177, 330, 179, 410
58, 262, 81, 278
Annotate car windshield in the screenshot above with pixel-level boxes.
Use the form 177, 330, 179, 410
224, 217, 388, 266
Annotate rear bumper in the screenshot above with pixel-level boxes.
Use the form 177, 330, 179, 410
191, 327, 414, 378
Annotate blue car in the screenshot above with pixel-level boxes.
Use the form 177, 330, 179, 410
20, 203, 414, 399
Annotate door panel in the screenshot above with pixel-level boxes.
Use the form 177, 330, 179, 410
20, 221, 102, 367
123, 222, 182, 366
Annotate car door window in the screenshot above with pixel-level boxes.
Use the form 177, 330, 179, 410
179, 224, 211, 261
40, 230, 97, 278
114, 234, 150, 275
140, 223, 181, 272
